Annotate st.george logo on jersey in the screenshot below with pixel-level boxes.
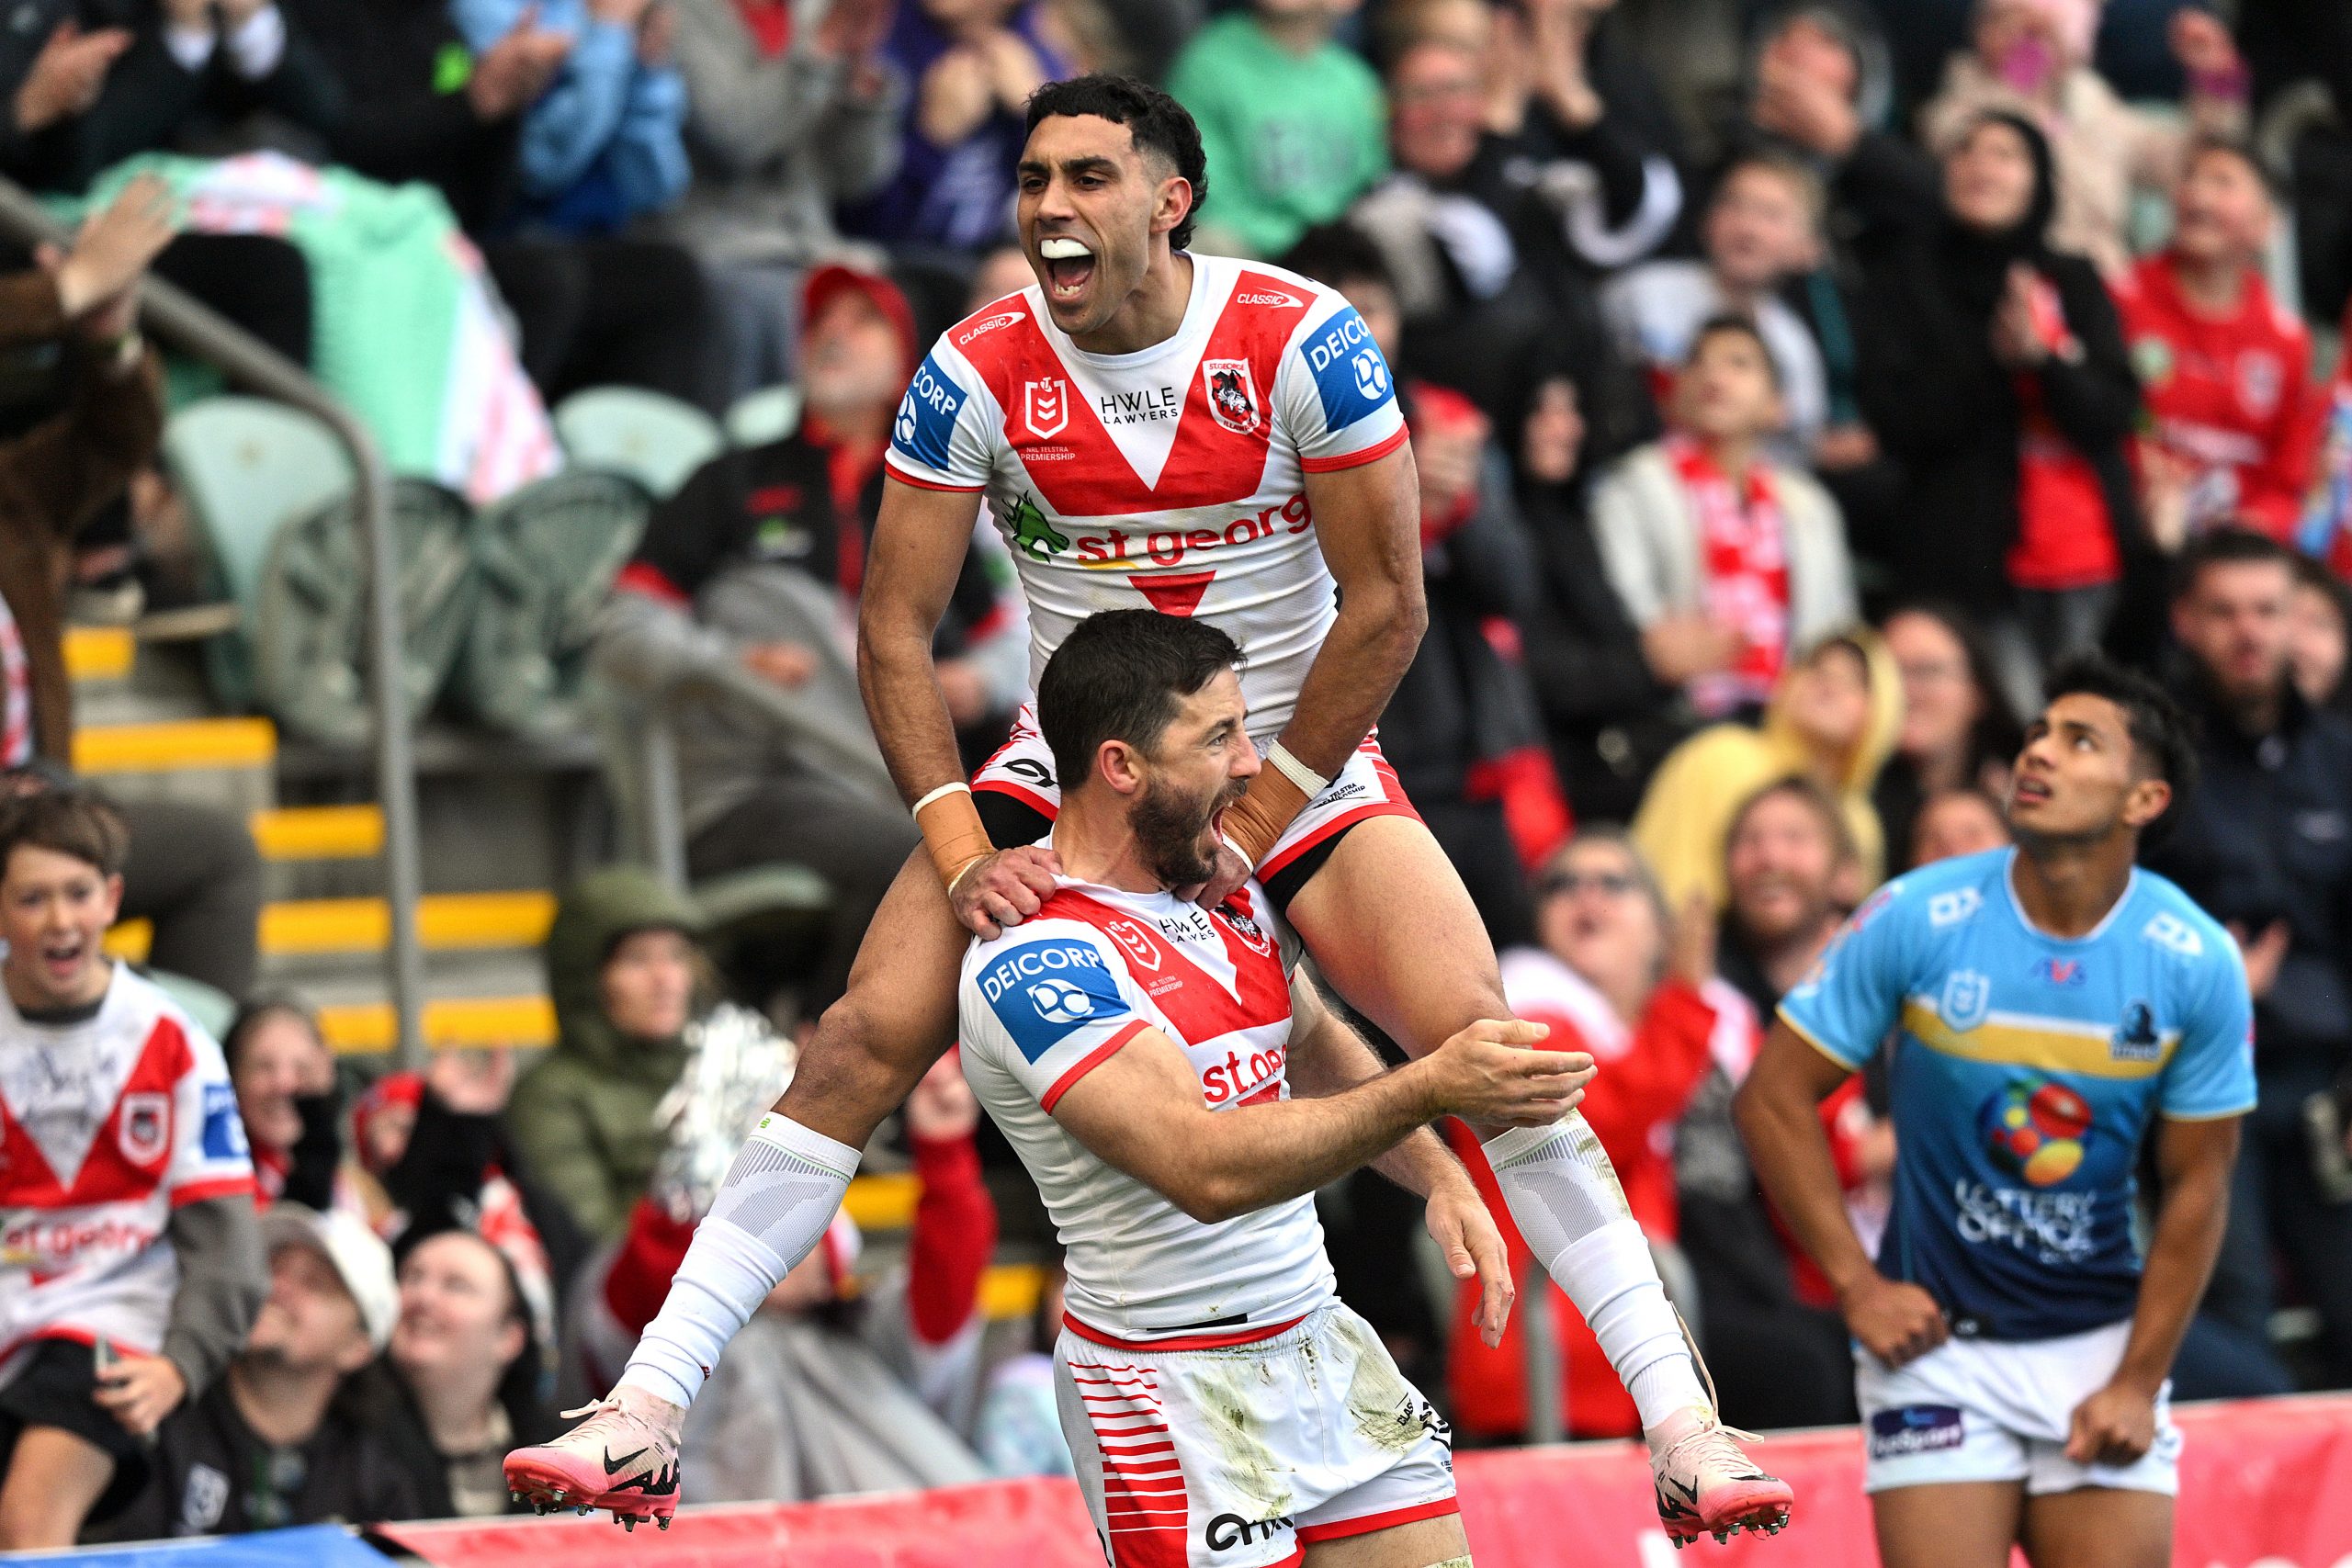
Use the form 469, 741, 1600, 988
1202, 359, 1261, 434
979, 938, 1130, 1061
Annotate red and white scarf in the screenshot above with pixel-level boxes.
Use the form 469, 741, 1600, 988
1670, 436, 1790, 717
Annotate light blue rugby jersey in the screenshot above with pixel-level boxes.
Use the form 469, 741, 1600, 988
1778, 848, 2255, 1342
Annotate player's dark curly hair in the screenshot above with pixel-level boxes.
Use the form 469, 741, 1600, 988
1038, 611, 1244, 789
2041, 655, 2198, 842
1026, 74, 1208, 251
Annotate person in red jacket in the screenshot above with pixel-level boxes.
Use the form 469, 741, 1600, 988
2115, 139, 2325, 547
1445, 829, 1736, 1439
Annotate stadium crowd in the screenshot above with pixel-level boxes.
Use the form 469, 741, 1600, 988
1, 0, 2351, 1548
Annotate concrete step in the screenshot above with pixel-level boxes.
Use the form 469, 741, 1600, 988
250, 804, 383, 861
319, 993, 556, 1054
73, 716, 275, 774
64, 626, 134, 683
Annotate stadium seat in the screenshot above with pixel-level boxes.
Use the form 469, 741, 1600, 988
453, 470, 654, 739
250, 479, 480, 748
161, 398, 356, 711
551, 387, 724, 499
724, 384, 802, 448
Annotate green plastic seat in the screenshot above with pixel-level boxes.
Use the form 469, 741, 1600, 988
162, 398, 356, 710
724, 384, 802, 449
454, 470, 654, 739
250, 479, 480, 748
552, 387, 724, 500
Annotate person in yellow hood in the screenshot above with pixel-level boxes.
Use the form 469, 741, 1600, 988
1633, 628, 1905, 911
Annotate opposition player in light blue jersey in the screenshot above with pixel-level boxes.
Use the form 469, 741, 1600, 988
1736, 657, 2254, 1568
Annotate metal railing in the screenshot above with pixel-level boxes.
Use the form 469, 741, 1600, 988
0, 178, 427, 1067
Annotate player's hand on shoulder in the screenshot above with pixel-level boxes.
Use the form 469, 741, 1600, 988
1421, 1018, 1592, 1126
954, 844, 1062, 940
2065, 1377, 2159, 1467
1838, 1272, 1948, 1369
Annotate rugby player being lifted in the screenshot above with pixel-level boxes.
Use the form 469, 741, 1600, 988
507, 74, 1792, 1552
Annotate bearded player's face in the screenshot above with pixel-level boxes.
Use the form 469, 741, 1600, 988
1018, 114, 1188, 337
1128, 670, 1257, 889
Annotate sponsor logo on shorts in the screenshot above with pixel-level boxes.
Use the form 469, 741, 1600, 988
978, 939, 1129, 1061
1869, 1405, 1964, 1461
1204, 1513, 1295, 1551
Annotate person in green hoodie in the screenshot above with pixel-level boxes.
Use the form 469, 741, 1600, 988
508, 868, 704, 1240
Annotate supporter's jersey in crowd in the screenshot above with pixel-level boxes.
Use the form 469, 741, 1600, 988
956, 870, 1334, 1342
1778, 849, 2254, 1343
2115, 254, 2324, 540
0, 965, 253, 1380
885, 254, 1406, 743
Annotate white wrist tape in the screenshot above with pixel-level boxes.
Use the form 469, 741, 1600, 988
1267, 741, 1330, 798
911, 780, 972, 819
619, 1115, 860, 1409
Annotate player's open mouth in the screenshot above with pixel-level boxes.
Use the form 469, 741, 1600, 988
2014, 778, 2052, 807
1039, 237, 1096, 302
40, 936, 85, 977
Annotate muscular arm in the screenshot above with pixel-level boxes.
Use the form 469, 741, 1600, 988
1054, 1015, 1567, 1224
1284, 972, 1465, 1200
857, 475, 987, 806
2110, 1115, 2239, 1400
1278, 446, 1427, 781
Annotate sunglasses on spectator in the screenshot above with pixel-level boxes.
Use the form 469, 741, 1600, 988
1538, 870, 1638, 898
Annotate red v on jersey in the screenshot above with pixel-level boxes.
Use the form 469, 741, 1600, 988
0, 1016, 192, 1207
984, 276, 1312, 516
1041, 888, 1291, 1044
1130, 570, 1215, 616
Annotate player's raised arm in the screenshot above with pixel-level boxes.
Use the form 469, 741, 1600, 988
1049, 1012, 1574, 1224
860, 474, 1061, 938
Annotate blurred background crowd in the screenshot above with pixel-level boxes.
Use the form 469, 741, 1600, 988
2, 0, 2351, 1546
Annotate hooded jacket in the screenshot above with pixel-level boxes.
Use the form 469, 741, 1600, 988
507, 868, 703, 1239
1630, 626, 1905, 911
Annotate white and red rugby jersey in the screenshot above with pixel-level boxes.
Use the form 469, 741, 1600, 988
956, 874, 1335, 1346
886, 254, 1407, 743
0, 965, 253, 1380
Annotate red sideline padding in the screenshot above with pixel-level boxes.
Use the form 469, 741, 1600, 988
379, 1396, 2352, 1568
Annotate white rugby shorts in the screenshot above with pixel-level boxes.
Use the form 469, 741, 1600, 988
975, 704, 1420, 887
1856, 1318, 2181, 1497
1057, 1302, 1459, 1568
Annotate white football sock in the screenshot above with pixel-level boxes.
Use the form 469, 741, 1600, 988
1483, 1117, 1709, 1431
618, 1113, 859, 1410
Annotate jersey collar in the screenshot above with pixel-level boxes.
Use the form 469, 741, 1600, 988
2000, 847, 2137, 946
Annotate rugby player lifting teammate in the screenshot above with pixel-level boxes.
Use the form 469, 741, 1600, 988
1738, 660, 2256, 1568
507, 75, 1791, 1548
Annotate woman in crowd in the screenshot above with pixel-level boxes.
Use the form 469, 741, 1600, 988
508, 868, 704, 1240
389, 1230, 556, 1517
1856, 110, 2144, 712
1446, 829, 1734, 1441
1871, 603, 2022, 872
226, 997, 344, 1211
1632, 628, 1904, 911
1910, 785, 2013, 866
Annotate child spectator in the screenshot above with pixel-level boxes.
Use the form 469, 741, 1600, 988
1165, 0, 1385, 260
2115, 139, 2325, 548
101, 1206, 427, 1537
1921, 0, 2250, 278
1600, 152, 1832, 457
1590, 317, 1858, 725
0, 790, 262, 1550
225, 997, 341, 1210
1446, 831, 1733, 1440
1632, 630, 1901, 911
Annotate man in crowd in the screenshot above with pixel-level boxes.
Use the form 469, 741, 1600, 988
2115, 140, 2326, 548
103, 1205, 428, 1538
2150, 528, 2352, 1390
1674, 777, 1861, 1432
0, 790, 261, 1549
